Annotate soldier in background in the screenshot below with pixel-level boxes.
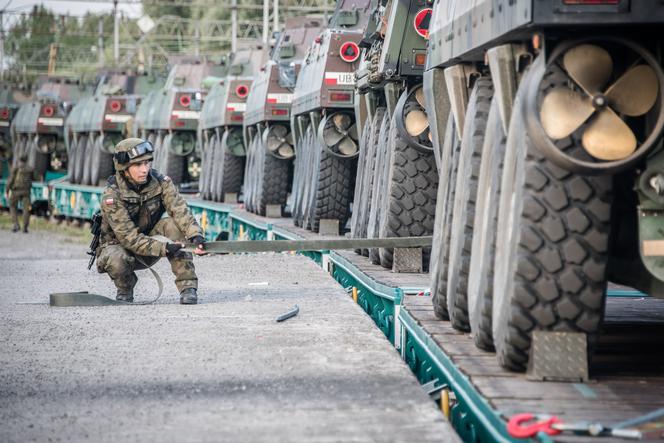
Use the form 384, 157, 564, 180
5, 154, 33, 233
97, 138, 206, 304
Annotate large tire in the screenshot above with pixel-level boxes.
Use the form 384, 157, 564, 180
493, 63, 612, 371
446, 77, 493, 330
255, 153, 288, 216
430, 114, 460, 320
74, 134, 88, 184
312, 142, 355, 234
220, 130, 245, 201
161, 134, 184, 184
350, 108, 384, 249
468, 96, 506, 351
368, 113, 392, 263
82, 134, 95, 185
378, 103, 439, 271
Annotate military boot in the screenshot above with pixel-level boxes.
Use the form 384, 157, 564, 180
180, 288, 198, 305
116, 289, 134, 303
12, 225, 19, 233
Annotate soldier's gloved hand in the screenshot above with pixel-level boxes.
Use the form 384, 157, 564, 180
165, 242, 184, 257
190, 235, 207, 256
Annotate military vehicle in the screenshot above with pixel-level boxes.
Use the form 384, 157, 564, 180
423, 0, 664, 371
11, 76, 91, 181
0, 82, 33, 172
133, 59, 226, 186
289, 0, 372, 233
198, 45, 267, 202
349, 0, 436, 271
65, 71, 163, 186
242, 17, 325, 216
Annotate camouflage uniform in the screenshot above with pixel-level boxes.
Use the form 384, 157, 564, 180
97, 138, 203, 302
6, 155, 33, 233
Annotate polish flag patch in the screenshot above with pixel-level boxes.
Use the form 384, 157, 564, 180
324, 72, 354, 86
104, 198, 114, 205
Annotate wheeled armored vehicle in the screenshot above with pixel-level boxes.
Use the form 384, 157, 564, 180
133, 59, 226, 186
65, 71, 163, 186
424, 0, 664, 371
242, 17, 325, 216
11, 77, 91, 181
198, 45, 267, 202
290, 0, 372, 234
0, 82, 33, 172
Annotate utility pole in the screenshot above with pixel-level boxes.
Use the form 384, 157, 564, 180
98, 19, 104, 67
231, 0, 237, 53
273, 0, 279, 36
47, 43, 57, 75
113, 0, 119, 64
194, 22, 200, 57
262, 0, 269, 44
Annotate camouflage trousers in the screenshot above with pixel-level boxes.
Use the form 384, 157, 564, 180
9, 192, 30, 230
97, 217, 197, 294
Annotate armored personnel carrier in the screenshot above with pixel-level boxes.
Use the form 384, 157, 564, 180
198, 45, 267, 202
0, 82, 33, 171
423, 0, 664, 371
133, 59, 226, 186
290, 0, 372, 233
65, 71, 163, 186
350, 0, 436, 271
242, 17, 324, 216
11, 76, 91, 181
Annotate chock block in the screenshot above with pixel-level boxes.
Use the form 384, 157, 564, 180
392, 248, 422, 273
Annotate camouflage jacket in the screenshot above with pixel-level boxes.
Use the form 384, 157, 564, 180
7, 164, 33, 195
100, 169, 202, 257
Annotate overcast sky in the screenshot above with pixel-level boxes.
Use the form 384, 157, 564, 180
4, 0, 144, 19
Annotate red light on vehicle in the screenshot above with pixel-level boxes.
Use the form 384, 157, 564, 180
339, 41, 360, 63
414, 8, 433, 39
271, 109, 288, 116
175, 120, 186, 127
563, 0, 618, 4
235, 85, 249, 98
43, 105, 55, 117
330, 92, 352, 102
179, 95, 191, 107
315, 37, 322, 44
0, 109, 9, 119
109, 100, 122, 112
414, 53, 427, 66
231, 114, 243, 122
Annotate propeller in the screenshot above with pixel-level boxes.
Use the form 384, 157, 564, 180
225, 129, 245, 157
322, 112, 358, 156
540, 43, 659, 161
265, 124, 294, 159
404, 86, 430, 138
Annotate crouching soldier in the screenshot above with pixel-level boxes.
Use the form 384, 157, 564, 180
97, 138, 206, 304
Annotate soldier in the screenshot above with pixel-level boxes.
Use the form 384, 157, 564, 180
5, 154, 33, 233
96, 138, 206, 304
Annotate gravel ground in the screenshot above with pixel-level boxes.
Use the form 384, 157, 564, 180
0, 227, 457, 442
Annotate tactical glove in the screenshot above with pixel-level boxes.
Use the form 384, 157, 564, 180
166, 242, 184, 257
190, 235, 206, 250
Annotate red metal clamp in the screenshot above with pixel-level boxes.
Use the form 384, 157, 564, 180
507, 413, 563, 439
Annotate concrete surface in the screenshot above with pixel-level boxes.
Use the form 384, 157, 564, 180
0, 227, 458, 442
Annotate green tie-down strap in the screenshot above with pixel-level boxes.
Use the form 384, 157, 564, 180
50, 256, 164, 307
192, 236, 434, 254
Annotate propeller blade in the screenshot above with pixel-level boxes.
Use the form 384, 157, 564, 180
415, 87, 425, 108
267, 135, 282, 152
404, 109, 429, 136
277, 143, 294, 158
582, 108, 637, 160
540, 87, 595, 139
272, 125, 288, 139
338, 137, 358, 156
323, 124, 345, 147
606, 64, 659, 116
348, 123, 358, 141
333, 113, 352, 131
563, 44, 613, 94
285, 132, 294, 145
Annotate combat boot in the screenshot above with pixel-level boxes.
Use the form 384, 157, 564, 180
116, 289, 134, 303
180, 288, 198, 305
12, 225, 19, 233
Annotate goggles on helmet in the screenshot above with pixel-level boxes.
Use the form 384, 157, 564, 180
114, 141, 154, 164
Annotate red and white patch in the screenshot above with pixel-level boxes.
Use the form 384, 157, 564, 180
324, 72, 354, 86
267, 93, 293, 104
226, 103, 246, 112
163, 175, 171, 182
104, 198, 115, 205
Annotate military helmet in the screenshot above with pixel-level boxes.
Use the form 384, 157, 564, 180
113, 138, 154, 171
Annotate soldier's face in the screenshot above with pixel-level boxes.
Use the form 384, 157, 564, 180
127, 160, 151, 184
